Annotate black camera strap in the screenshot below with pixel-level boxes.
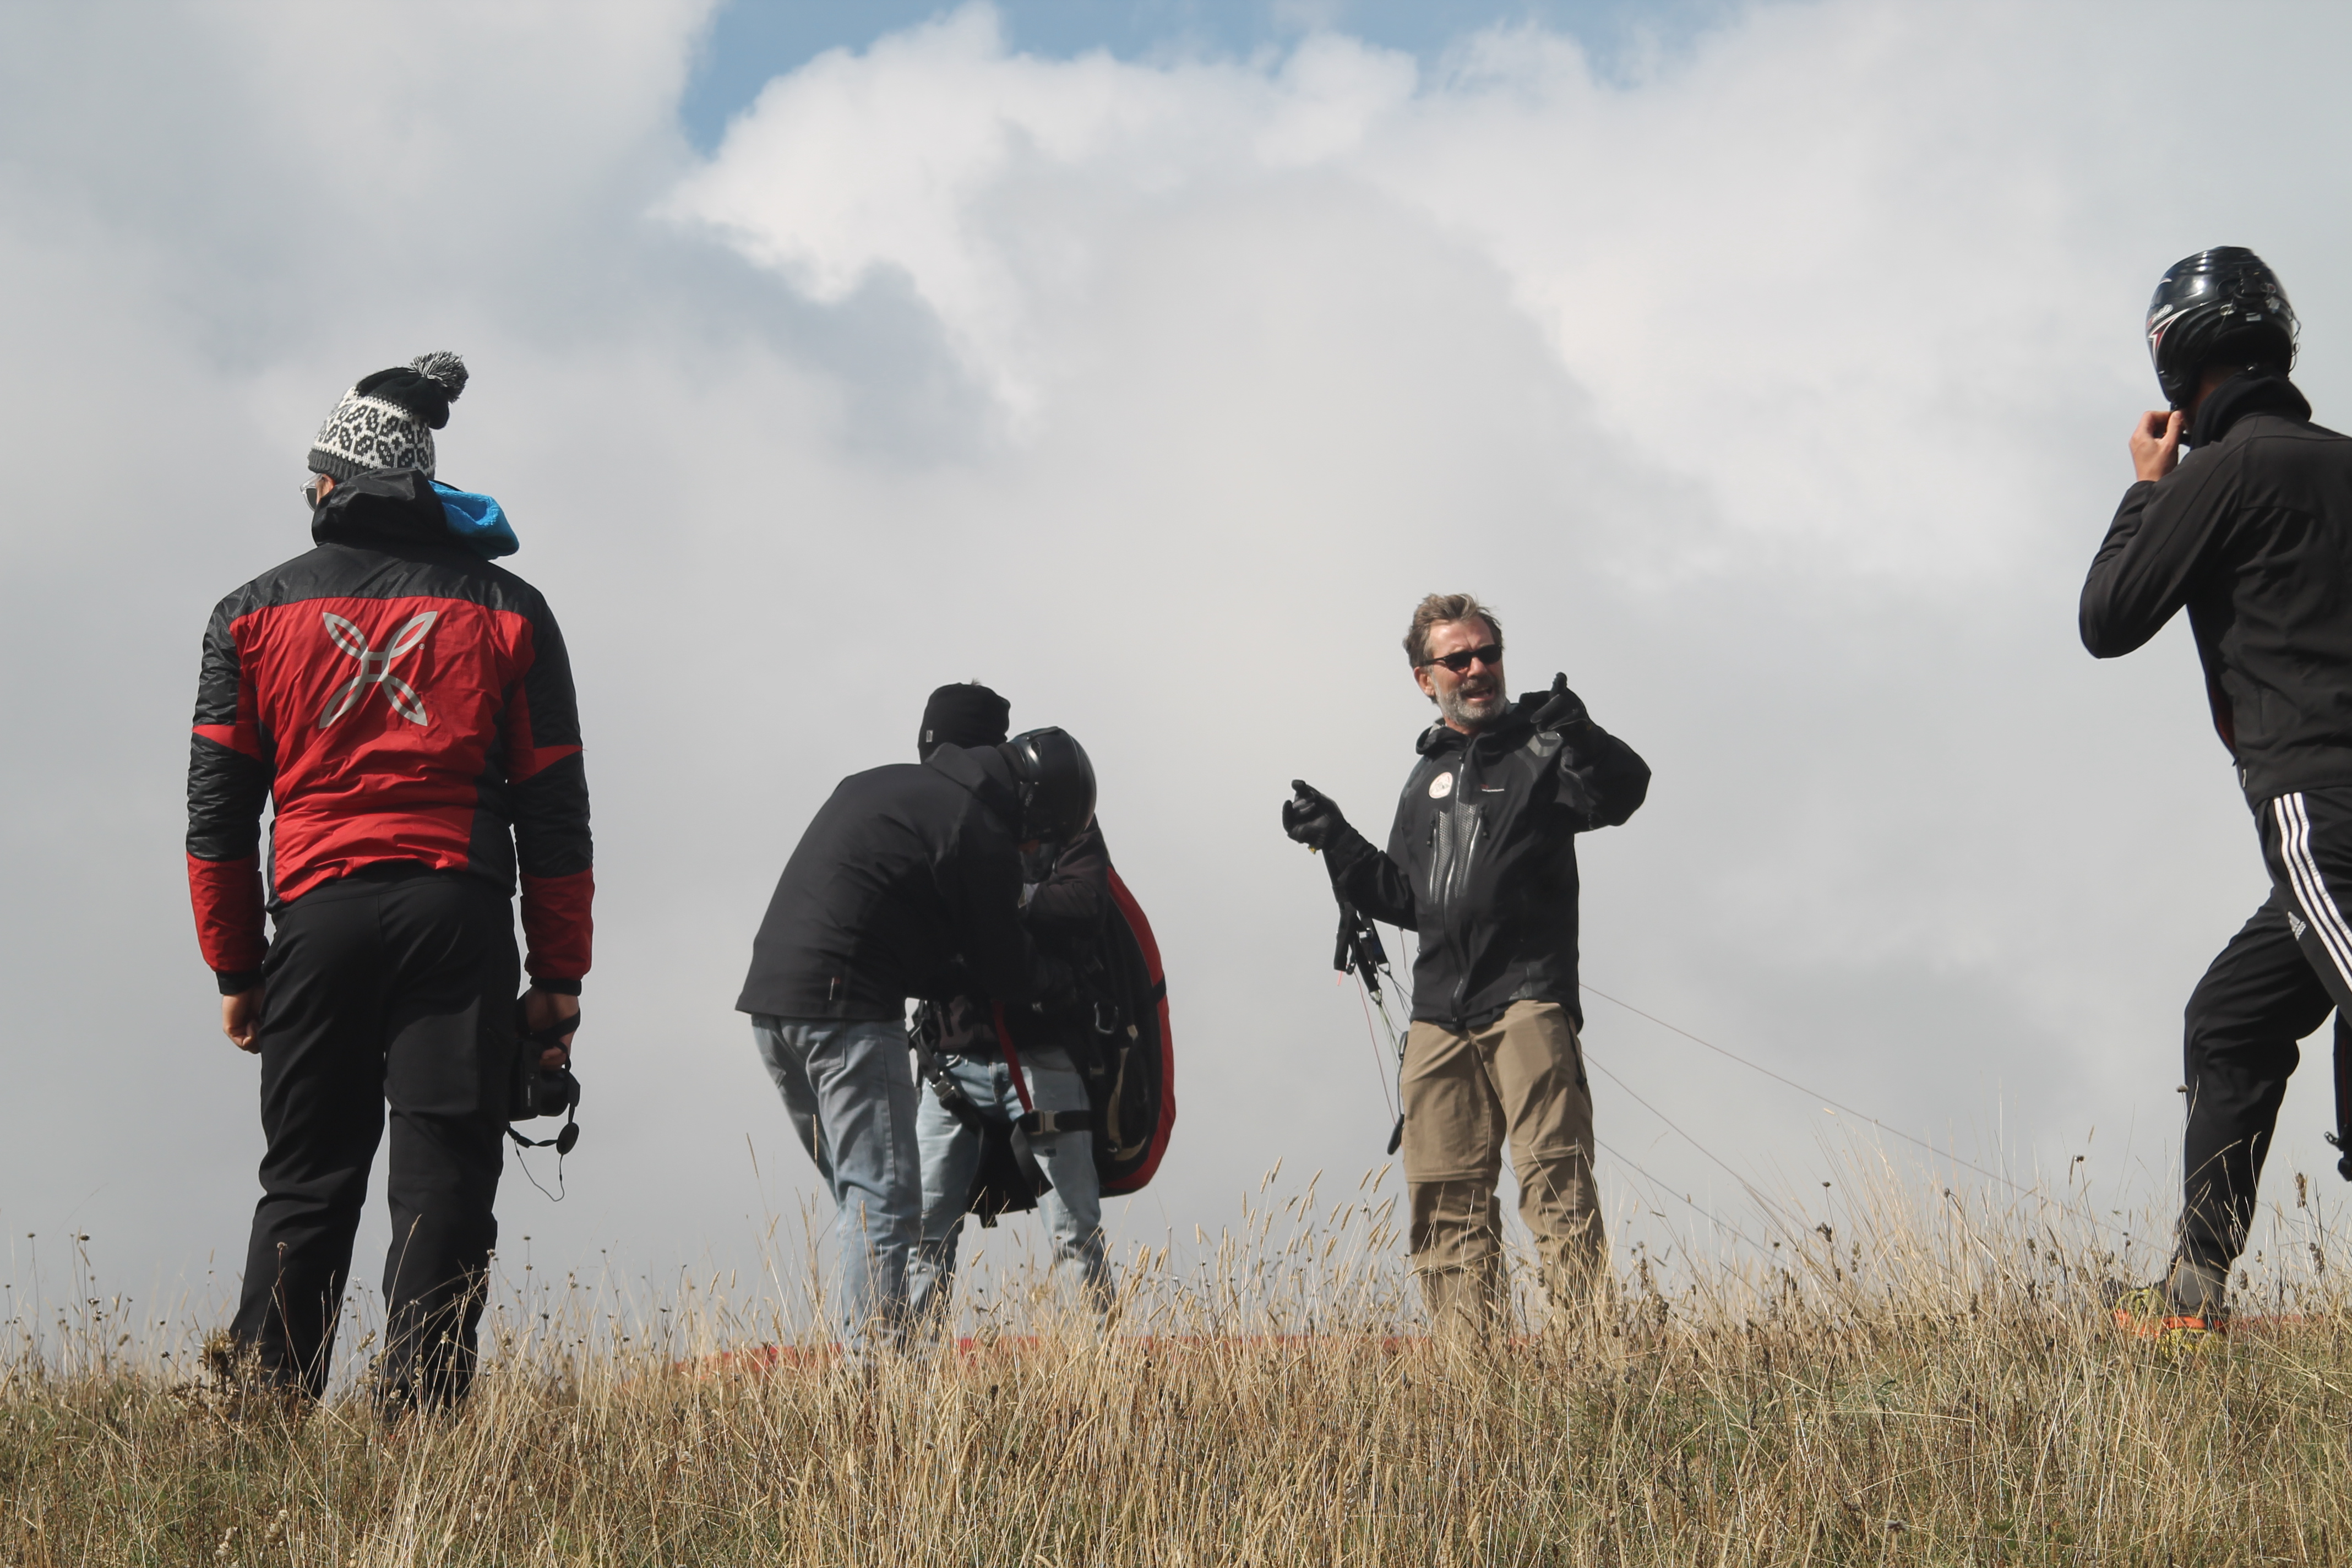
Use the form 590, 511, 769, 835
507, 1108, 580, 1156
508, 1008, 581, 1159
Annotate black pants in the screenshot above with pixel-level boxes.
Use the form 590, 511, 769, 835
231, 867, 516, 1407
2177, 787, 2352, 1289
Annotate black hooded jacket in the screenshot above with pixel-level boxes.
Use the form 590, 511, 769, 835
1323, 693, 1649, 1030
736, 743, 1042, 1021
2081, 373, 2352, 803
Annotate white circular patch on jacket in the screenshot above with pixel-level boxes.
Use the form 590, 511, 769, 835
1429, 771, 1455, 799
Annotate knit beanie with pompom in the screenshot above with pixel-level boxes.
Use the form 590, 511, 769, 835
308, 351, 469, 480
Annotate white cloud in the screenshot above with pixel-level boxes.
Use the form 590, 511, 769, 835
669, 2, 2352, 579
5, 0, 2351, 1321
663, 6, 1417, 419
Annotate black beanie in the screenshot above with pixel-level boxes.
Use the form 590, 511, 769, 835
919, 683, 1010, 759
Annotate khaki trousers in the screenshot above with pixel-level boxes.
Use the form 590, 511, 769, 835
1401, 999, 1604, 1334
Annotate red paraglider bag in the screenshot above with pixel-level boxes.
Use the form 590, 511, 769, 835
992, 866, 1174, 1197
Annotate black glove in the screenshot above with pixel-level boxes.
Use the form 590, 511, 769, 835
1528, 672, 1590, 734
1282, 779, 1347, 851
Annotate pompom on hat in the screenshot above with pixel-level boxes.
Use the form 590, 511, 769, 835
308, 351, 469, 480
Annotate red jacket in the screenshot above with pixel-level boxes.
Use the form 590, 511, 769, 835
186, 472, 592, 993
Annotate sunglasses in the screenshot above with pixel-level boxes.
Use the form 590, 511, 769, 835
1420, 643, 1503, 674
301, 475, 330, 508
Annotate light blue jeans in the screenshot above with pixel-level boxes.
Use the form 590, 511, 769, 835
908, 1045, 1114, 1323
750, 1016, 921, 1361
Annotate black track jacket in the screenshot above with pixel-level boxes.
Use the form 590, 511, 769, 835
736, 743, 1041, 1022
1324, 692, 1649, 1031
2082, 373, 2352, 805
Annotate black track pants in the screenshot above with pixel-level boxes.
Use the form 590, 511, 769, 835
2178, 787, 2352, 1282
230, 868, 517, 1407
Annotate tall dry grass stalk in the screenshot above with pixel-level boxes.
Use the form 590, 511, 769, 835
9, 1153, 2352, 1565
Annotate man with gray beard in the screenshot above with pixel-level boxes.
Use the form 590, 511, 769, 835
1283, 593, 1649, 1336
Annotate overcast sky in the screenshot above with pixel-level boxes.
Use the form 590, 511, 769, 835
6, 0, 2352, 1340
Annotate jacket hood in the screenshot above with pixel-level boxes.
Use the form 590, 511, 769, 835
923, 742, 1023, 828
310, 469, 453, 550
2191, 370, 2312, 449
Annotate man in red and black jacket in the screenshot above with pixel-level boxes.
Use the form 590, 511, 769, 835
187, 352, 592, 1410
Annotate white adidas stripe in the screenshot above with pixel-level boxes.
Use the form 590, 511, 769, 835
2272, 794, 2349, 981
2274, 791, 2352, 990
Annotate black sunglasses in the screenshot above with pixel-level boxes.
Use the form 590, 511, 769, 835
1420, 643, 1503, 673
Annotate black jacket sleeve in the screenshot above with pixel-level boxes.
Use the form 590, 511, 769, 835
509, 597, 593, 989
2081, 454, 2239, 658
944, 810, 1038, 1005
186, 595, 272, 989
1554, 717, 1649, 830
1024, 822, 1110, 941
1327, 808, 1418, 930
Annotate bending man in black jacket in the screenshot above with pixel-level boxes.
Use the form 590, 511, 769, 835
2082, 247, 2352, 1338
736, 687, 1089, 1360
1284, 594, 1649, 1335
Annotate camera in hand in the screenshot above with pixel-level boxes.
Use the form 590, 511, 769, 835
509, 1001, 581, 1155
514, 1055, 580, 1120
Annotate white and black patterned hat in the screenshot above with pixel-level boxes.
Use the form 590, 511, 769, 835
308, 351, 469, 480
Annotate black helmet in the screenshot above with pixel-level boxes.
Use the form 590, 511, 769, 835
1000, 727, 1095, 844
2146, 247, 2297, 408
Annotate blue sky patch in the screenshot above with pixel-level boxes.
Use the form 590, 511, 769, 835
678, 0, 1738, 151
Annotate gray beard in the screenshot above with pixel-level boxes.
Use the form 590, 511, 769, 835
1436, 682, 1507, 729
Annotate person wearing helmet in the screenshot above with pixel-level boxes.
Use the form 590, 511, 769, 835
1282, 594, 1649, 1338
2083, 247, 2352, 1342
905, 716, 1118, 1330
734, 687, 1088, 1362
188, 353, 594, 1414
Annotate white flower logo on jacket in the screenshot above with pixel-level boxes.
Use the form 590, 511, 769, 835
317, 611, 437, 728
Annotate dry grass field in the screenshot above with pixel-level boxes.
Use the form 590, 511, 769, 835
9, 1162, 2352, 1566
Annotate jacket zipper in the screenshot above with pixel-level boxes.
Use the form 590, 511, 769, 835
1445, 739, 1477, 1023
